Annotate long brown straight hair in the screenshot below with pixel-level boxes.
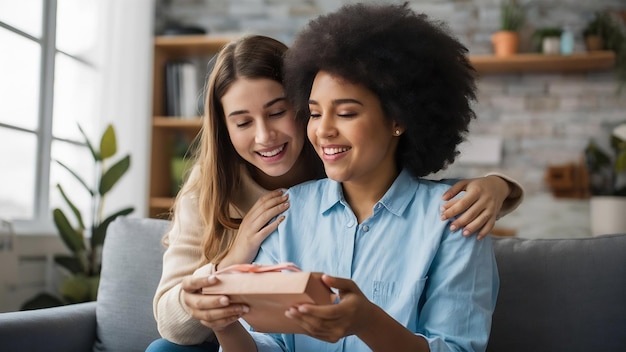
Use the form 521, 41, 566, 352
171, 35, 301, 263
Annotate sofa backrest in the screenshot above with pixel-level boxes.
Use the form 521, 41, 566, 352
93, 217, 170, 352
95, 217, 626, 352
488, 234, 626, 352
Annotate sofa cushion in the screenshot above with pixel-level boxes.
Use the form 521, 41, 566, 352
94, 217, 170, 352
488, 234, 626, 352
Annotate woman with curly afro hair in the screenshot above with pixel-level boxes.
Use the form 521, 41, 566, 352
209, 4, 501, 352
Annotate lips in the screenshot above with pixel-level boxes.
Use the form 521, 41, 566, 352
257, 143, 286, 158
322, 146, 351, 155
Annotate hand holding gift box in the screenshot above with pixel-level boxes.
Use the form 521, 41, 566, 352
202, 263, 334, 333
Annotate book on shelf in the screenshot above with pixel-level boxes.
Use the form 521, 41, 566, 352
164, 60, 202, 118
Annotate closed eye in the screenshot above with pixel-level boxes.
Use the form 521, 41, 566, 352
269, 110, 287, 118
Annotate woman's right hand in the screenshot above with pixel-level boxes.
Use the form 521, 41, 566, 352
181, 268, 248, 331
218, 189, 290, 269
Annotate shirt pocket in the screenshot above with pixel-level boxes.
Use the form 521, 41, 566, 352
372, 277, 427, 329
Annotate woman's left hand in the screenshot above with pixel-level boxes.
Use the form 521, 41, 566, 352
441, 175, 511, 240
284, 275, 373, 343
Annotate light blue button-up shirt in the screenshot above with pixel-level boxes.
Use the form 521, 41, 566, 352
249, 169, 499, 352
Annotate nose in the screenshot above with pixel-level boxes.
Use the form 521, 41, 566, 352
314, 113, 337, 139
255, 120, 277, 144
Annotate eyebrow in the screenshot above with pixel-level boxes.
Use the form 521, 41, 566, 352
227, 97, 287, 117
308, 98, 364, 106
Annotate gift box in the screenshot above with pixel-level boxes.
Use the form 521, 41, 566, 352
202, 263, 333, 333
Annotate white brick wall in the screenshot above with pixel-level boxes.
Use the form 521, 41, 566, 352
155, 0, 626, 235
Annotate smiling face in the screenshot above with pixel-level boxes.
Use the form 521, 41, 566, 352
307, 71, 401, 187
222, 77, 305, 180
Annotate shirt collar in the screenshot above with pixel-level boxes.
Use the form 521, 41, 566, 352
319, 168, 419, 216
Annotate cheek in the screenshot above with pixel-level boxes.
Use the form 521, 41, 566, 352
306, 121, 317, 145
227, 128, 249, 153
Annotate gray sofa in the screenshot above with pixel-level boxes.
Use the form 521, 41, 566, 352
0, 217, 625, 352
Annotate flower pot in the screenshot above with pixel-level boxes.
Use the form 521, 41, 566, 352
491, 31, 520, 57
584, 35, 604, 51
542, 37, 561, 55
590, 196, 626, 236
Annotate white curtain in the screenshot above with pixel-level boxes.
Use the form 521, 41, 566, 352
97, 0, 155, 218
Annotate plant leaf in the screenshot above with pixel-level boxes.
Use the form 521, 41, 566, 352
584, 141, 612, 172
55, 160, 94, 197
56, 184, 85, 230
88, 276, 100, 301
52, 208, 86, 253
99, 155, 130, 196
100, 124, 117, 160
60, 274, 92, 304
54, 254, 82, 275
91, 207, 134, 249
78, 123, 101, 161
615, 150, 626, 173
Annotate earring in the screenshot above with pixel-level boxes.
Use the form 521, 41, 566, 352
394, 129, 401, 136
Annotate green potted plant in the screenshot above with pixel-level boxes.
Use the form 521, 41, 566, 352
21, 124, 134, 309
492, 0, 526, 57
582, 11, 626, 91
585, 122, 626, 236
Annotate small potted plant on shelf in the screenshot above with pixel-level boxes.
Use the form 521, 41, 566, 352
532, 27, 563, 54
585, 122, 626, 236
492, 0, 526, 57
582, 11, 626, 91
583, 11, 612, 51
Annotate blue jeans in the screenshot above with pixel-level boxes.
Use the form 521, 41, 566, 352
145, 338, 219, 352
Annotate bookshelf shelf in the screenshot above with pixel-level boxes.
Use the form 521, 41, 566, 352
470, 51, 615, 74
149, 36, 234, 218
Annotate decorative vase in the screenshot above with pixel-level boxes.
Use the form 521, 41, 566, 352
589, 196, 626, 236
492, 31, 520, 57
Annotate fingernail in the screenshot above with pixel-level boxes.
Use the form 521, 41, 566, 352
441, 215, 447, 220
207, 275, 217, 284
219, 296, 229, 306
242, 306, 249, 313
463, 230, 470, 236
282, 201, 290, 208
450, 224, 457, 231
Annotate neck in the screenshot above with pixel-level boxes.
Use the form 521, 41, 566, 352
249, 151, 317, 191
342, 165, 400, 224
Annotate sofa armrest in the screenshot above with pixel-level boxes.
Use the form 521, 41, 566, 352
0, 301, 97, 352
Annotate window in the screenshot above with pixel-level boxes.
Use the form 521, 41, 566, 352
0, 0, 102, 232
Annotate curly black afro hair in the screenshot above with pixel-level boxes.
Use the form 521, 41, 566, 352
284, 2, 477, 177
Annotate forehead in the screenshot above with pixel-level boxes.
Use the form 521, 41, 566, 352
310, 71, 379, 104
221, 77, 286, 112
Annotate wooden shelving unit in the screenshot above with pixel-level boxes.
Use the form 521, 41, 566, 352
147, 35, 616, 218
149, 35, 235, 218
470, 51, 616, 74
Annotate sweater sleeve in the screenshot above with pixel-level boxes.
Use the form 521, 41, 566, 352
484, 172, 524, 219
152, 170, 216, 345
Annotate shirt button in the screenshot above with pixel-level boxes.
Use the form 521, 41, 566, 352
363, 225, 370, 232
